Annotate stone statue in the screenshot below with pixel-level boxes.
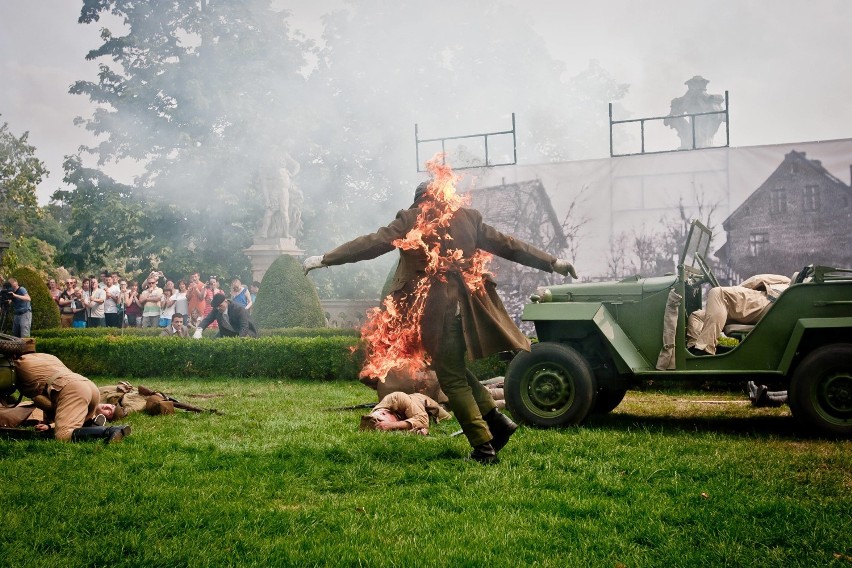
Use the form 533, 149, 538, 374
289, 183, 303, 239
664, 76, 726, 150
256, 151, 301, 239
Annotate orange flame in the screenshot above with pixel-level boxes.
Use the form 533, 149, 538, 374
358, 155, 494, 381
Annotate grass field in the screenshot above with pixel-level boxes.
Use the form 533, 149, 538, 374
2, 378, 850, 567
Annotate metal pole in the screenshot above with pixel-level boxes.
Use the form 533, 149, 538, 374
691, 114, 697, 150
484, 134, 490, 166
608, 103, 614, 157
511, 112, 517, 165
415, 123, 420, 172
640, 119, 645, 154
724, 90, 730, 147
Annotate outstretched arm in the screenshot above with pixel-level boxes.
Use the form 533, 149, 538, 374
305, 210, 413, 274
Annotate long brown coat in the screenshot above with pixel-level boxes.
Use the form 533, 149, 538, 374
323, 205, 557, 359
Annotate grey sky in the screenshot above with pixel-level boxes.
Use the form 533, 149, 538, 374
1, 0, 850, 202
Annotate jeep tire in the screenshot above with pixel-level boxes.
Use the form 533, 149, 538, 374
788, 343, 852, 437
592, 388, 627, 414
0, 333, 26, 357
505, 342, 596, 427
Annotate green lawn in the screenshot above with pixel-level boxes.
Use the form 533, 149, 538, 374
2, 378, 850, 567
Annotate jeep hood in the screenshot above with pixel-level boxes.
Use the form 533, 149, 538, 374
536, 275, 677, 303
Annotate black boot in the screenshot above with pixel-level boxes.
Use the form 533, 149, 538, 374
469, 442, 499, 464
484, 408, 518, 452
71, 425, 131, 444
749, 383, 769, 407
765, 391, 788, 407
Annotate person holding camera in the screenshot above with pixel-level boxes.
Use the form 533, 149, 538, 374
200, 276, 223, 329
185, 272, 207, 326
5, 277, 32, 338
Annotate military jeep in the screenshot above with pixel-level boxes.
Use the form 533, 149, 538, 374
504, 221, 852, 436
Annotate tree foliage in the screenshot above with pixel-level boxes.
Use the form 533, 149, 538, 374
0, 119, 47, 238
65, 0, 630, 297
67, 0, 312, 277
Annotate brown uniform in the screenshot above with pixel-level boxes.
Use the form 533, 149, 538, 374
324, 205, 557, 446
15, 353, 100, 441
687, 274, 790, 355
373, 392, 451, 433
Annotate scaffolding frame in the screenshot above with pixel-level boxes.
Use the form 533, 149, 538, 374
415, 113, 517, 172
609, 92, 730, 157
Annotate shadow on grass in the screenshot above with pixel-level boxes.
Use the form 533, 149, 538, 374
582, 411, 815, 440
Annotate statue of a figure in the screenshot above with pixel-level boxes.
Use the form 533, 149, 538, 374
289, 183, 303, 239
256, 151, 300, 239
663, 76, 726, 150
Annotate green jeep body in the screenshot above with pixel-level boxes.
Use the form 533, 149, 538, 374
505, 221, 852, 436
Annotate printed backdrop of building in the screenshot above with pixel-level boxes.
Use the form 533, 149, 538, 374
718, 150, 852, 278
462, 138, 852, 281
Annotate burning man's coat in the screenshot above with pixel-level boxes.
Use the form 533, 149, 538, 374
323, 205, 557, 359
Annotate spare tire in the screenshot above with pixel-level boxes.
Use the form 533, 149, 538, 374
0, 333, 26, 357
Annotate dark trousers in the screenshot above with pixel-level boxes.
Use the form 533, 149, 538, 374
430, 315, 496, 447
105, 313, 121, 328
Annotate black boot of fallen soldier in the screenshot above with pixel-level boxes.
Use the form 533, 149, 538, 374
470, 442, 499, 464
71, 425, 131, 443
484, 408, 518, 453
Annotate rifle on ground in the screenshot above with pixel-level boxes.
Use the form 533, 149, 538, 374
0, 427, 52, 440
137, 385, 223, 415
323, 402, 377, 412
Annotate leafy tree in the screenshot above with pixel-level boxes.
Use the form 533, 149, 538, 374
69, 0, 313, 277
54, 155, 153, 272
0, 118, 48, 238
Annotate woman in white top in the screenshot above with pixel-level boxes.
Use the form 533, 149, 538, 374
159, 288, 177, 327
173, 280, 189, 318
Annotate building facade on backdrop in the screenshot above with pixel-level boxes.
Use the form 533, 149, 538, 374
717, 150, 852, 278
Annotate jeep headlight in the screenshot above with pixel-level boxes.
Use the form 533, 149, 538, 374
530, 288, 553, 303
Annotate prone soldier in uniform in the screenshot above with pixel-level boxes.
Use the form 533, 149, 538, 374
359, 391, 451, 435
12, 341, 131, 443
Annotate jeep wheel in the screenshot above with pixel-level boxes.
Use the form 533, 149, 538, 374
592, 388, 627, 414
789, 344, 852, 437
0, 333, 26, 357
505, 342, 596, 427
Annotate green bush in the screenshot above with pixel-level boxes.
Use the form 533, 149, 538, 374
36, 335, 365, 380
32, 327, 359, 340
6, 266, 60, 332
253, 255, 325, 329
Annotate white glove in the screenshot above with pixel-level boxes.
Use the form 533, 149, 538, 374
303, 255, 326, 275
553, 259, 578, 279
193, 327, 203, 339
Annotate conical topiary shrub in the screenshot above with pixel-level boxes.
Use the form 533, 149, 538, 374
253, 254, 326, 329
9, 266, 60, 331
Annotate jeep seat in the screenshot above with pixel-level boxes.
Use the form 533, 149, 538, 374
723, 323, 755, 337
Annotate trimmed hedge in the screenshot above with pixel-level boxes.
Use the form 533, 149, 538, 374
32, 327, 359, 339
31, 332, 506, 381
254, 255, 325, 329
36, 335, 365, 380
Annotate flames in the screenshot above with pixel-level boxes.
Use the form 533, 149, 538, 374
358, 156, 494, 381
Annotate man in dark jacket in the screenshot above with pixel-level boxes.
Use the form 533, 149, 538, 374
304, 178, 576, 463
194, 293, 258, 338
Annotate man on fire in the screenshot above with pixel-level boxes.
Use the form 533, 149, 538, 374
304, 160, 576, 463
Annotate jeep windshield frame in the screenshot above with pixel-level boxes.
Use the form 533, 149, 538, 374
680, 220, 713, 275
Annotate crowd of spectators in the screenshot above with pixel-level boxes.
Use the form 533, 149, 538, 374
47, 270, 260, 332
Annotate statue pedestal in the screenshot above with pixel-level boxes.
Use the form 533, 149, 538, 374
243, 237, 304, 283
